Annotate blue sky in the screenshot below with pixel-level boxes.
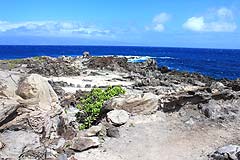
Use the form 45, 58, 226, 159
0, 0, 240, 48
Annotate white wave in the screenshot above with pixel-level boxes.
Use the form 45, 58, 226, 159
127, 56, 153, 62
159, 56, 176, 59
99, 55, 175, 60
97, 55, 156, 63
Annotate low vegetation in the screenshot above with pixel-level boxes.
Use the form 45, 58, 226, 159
3, 59, 24, 70
76, 86, 126, 130
32, 56, 46, 63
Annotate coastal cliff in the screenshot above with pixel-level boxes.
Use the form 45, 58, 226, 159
0, 55, 239, 160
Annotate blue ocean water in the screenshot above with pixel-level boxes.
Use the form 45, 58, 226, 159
0, 45, 239, 80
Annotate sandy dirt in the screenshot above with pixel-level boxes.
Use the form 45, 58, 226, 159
47, 70, 134, 93
74, 111, 240, 160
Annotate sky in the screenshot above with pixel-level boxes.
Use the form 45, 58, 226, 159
0, 0, 240, 48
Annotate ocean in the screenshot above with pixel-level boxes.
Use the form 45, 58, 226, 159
0, 45, 239, 80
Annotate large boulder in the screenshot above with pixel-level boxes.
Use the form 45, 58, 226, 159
104, 93, 159, 114
0, 73, 63, 138
16, 74, 60, 112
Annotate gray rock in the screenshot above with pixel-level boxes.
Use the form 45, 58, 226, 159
107, 126, 120, 138
78, 124, 103, 137
211, 82, 226, 94
0, 99, 20, 125
199, 99, 239, 120
46, 148, 59, 159
50, 138, 66, 150
70, 137, 100, 152
58, 154, 68, 160
64, 106, 79, 123
193, 80, 206, 87
211, 82, 225, 90
209, 145, 240, 160
161, 94, 209, 112
85, 84, 91, 88
57, 116, 77, 140
107, 109, 129, 126
19, 146, 46, 160
83, 51, 90, 58
0, 130, 41, 159
0, 70, 21, 98
69, 83, 75, 87
27, 56, 82, 76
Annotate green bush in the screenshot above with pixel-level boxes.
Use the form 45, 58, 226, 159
76, 86, 125, 130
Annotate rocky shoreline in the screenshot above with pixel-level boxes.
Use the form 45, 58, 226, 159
0, 55, 239, 160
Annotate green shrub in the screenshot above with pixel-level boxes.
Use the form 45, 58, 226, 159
76, 86, 125, 130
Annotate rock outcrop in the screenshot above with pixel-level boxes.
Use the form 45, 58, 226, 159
104, 93, 159, 114
0, 72, 70, 159
27, 56, 84, 77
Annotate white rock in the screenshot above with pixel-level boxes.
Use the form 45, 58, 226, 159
211, 82, 225, 89
105, 93, 159, 114
16, 74, 61, 112
107, 109, 129, 125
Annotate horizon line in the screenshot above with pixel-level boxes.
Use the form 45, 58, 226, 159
0, 44, 239, 50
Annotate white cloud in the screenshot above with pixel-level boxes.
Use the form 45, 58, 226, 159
217, 7, 233, 20
0, 21, 111, 37
183, 17, 205, 32
146, 12, 170, 32
183, 7, 237, 32
153, 13, 171, 24
153, 24, 165, 32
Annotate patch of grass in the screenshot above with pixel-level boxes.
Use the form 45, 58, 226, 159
32, 56, 46, 63
76, 86, 126, 130
5, 59, 24, 70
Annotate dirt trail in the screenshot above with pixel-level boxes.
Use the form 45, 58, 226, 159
75, 112, 239, 160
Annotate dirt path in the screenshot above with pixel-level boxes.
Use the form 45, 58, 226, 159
75, 112, 239, 160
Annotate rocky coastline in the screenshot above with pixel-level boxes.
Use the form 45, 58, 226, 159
0, 55, 239, 160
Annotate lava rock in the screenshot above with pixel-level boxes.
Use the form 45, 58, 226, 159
107, 126, 120, 138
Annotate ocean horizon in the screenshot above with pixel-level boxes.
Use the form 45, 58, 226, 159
0, 45, 239, 80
